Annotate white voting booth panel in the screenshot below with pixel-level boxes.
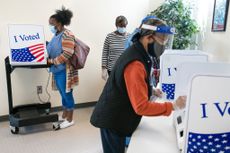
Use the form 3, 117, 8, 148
175, 63, 230, 152
159, 50, 208, 101
159, 50, 208, 151
8, 24, 47, 65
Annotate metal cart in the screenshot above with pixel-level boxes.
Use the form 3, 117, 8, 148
4, 56, 58, 134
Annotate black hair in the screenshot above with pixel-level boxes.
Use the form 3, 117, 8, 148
51, 6, 73, 26
115, 15, 128, 26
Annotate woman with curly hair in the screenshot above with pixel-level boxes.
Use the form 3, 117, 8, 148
47, 6, 78, 129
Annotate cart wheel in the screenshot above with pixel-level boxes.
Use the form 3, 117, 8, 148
45, 109, 50, 115
10, 126, 19, 134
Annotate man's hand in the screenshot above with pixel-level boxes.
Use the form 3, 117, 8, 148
173, 96, 186, 110
152, 88, 162, 98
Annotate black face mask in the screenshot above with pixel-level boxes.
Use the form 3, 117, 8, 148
148, 43, 165, 69
148, 42, 165, 58
147, 43, 155, 57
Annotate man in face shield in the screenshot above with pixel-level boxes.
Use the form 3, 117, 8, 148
130, 16, 174, 96
90, 17, 186, 153
125, 16, 171, 58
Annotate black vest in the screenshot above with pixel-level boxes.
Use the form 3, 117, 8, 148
90, 41, 152, 136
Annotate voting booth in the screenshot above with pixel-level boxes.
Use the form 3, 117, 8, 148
8, 24, 47, 65
159, 50, 209, 100
174, 63, 230, 153
159, 50, 209, 150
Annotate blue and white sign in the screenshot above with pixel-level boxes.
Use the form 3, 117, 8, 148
183, 74, 230, 153
160, 50, 208, 100
8, 24, 47, 65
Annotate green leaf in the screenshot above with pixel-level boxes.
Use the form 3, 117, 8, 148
150, 0, 199, 49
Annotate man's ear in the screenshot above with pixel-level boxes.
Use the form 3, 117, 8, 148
151, 34, 156, 41
147, 34, 155, 42
146, 34, 151, 40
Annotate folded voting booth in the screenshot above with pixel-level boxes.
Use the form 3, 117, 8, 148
175, 63, 230, 153
159, 50, 209, 150
6, 24, 58, 134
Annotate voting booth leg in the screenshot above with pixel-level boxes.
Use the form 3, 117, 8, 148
5, 56, 58, 134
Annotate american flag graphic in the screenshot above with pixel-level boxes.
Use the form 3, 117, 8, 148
162, 83, 175, 100
11, 43, 44, 62
187, 132, 230, 153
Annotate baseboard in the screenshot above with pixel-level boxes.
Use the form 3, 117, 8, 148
50, 101, 97, 112
0, 101, 97, 122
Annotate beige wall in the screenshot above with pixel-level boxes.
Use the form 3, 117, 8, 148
3, 0, 228, 116
149, 0, 165, 12
0, 0, 164, 116
201, 0, 230, 62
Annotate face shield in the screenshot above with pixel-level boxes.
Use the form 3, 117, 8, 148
154, 33, 169, 45
147, 42, 166, 59
141, 24, 175, 57
154, 42, 165, 58
153, 32, 174, 51
141, 24, 175, 34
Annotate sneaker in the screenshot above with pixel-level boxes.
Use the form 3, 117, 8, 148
60, 120, 74, 129
52, 116, 65, 131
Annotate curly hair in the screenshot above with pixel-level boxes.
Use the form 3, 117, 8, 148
51, 6, 73, 26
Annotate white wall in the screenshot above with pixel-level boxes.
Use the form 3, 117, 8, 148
200, 0, 230, 62
149, 0, 165, 12
0, 0, 165, 116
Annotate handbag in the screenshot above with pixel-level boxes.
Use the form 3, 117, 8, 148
70, 37, 90, 69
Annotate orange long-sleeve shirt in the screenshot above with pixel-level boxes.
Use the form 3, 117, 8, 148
124, 61, 173, 116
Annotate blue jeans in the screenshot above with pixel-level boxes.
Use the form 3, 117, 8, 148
100, 128, 126, 153
53, 70, 75, 110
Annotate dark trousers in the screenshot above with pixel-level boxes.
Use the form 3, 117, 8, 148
107, 70, 111, 76
100, 128, 126, 153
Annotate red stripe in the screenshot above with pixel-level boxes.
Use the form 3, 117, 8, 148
37, 56, 44, 62
31, 49, 44, 55
29, 43, 44, 48
35, 52, 44, 58
30, 46, 44, 51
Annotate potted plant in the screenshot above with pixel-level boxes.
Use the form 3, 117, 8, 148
150, 0, 199, 49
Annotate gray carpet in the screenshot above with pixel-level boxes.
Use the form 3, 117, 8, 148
0, 107, 102, 153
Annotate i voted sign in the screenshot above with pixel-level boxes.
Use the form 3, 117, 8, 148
8, 24, 47, 65
160, 50, 208, 100
183, 75, 230, 153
